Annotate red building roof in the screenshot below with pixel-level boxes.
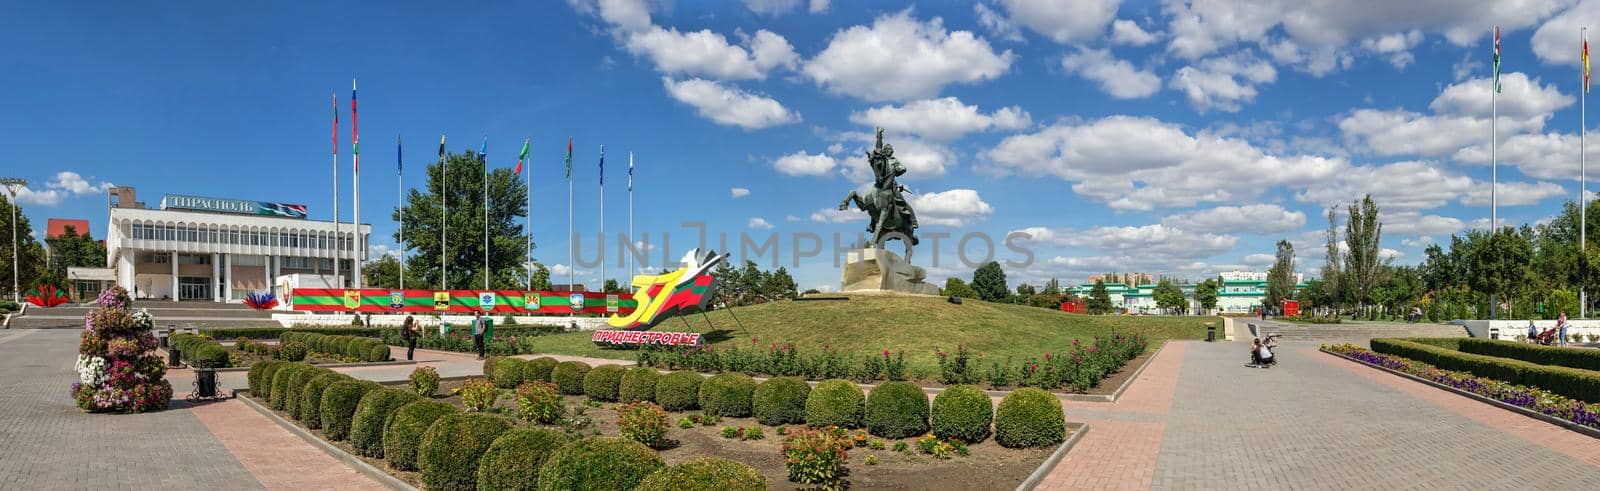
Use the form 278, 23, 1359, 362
47, 218, 92, 239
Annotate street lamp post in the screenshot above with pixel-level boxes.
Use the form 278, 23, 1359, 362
1, 178, 27, 303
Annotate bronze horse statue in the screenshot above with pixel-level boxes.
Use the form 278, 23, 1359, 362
839, 128, 920, 259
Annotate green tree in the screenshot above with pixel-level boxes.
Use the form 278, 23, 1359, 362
0, 194, 47, 299
1265, 239, 1297, 309
1195, 279, 1219, 314
1087, 279, 1113, 315
971, 262, 1009, 303
45, 225, 107, 282
1321, 204, 1343, 311
1469, 227, 1532, 319
1042, 278, 1061, 295
392, 149, 532, 290
1343, 195, 1383, 310
942, 277, 979, 298
764, 267, 798, 300
530, 263, 553, 291
1015, 283, 1036, 297
361, 254, 422, 289
1153, 279, 1186, 314
603, 278, 621, 293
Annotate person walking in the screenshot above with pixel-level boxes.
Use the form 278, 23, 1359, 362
1528, 320, 1539, 344
1558, 312, 1570, 347
401, 315, 419, 361
472, 311, 487, 359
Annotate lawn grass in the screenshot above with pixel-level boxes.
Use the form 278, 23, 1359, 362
519, 294, 1216, 373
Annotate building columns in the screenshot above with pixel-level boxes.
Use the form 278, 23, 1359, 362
222, 254, 232, 302
211, 253, 221, 302
263, 254, 272, 298
170, 251, 179, 302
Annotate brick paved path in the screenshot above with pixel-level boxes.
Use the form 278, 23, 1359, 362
1038, 340, 1600, 490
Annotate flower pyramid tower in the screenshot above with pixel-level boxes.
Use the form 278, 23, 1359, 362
72, 287, 172, 412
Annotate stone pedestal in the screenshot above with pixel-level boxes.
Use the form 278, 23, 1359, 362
841, 247, 941, 295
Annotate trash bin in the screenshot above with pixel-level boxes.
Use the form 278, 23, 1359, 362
196, 369, 217, 398
167, 347, 182, 367
1206, 326, 1216, 342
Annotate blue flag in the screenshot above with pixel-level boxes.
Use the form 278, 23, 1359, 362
479, 137, 488, 163
599, 145, 605, 186
397, 135, 403, 174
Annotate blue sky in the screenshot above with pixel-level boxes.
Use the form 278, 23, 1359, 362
6, 0, 1600, 292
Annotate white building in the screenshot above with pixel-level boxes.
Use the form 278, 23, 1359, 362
91, 187, 370, 302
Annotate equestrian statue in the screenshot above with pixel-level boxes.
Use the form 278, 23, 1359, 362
839, 127, 920, 260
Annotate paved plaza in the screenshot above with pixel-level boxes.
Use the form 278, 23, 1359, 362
2, 328, 1596, 490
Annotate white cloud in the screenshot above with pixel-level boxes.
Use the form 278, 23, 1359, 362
730, 187, 751, 198
368, 243, 400, 259
773, 151, 837, 176
1162, 0, 1568, 69
1532, 0, 1600, 66
1062, 48, 1162, 99
997, 0, 1121, 44
1428, 72, 1573, 120
809, 0, 829, 14
1460, 181, 1567, 207
1169, 53, 1277, 112
1162, 204, 1308, 234
849, 97, 1031, 140
983, 115, 1344, 211
662, 77, 800, 129
1359, 30, 1424, 68
748, 217, 775, 230
810, 208, 868, 223
549, 263, 576, 276
1455, 131, 1600, 180
1015, 224, 1238, 260
1339, 73, 1568, 158
1295, 160, 1473, 212
833, 131, 954, 180
1242, 253, 1277, 266
804, 10, 1014, 101
1401, 236, 1435, 247
908, 189, 993, 226
975, 3, 1024, 42
1384, 212, 1467, 237
1110, 19, 1160, 46
12, 171, 114, 206
1381, 248, 1404, 260
626, 28, 799, 80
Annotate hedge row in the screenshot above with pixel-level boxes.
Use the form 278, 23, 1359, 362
169, 333, 230, 368
201, 327, 391, 340
280, 332, 390, 362
1456, 338, 1600, 372
1372, 338, 1600, 403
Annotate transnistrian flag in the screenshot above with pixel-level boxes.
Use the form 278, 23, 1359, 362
565, 138, 573, 180
515, 138, 529, 175
1493, 26, 1502, 93
332, 92, 338, 155
351, 79, 360, 166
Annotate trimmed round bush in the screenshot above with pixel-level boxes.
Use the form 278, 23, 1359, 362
418, 413, 513, 491
932, 384, 993, 443
484, 356, 505, 379
248, 360, 284, 396
583, 364, 627, 402
618, 367, 660, 403
269, 363, 312, 411
476, 428, 573, 491
495, 358, 529, 389
319, 380, 381, 441
655, 371, 703, 411
350, 388, 422, 458
190, 343, 231, 368
255, 360, 288, 400
637, 457, 769, 491
865, 381, 929, 439
551, 361, 591, 395
382, 400, 458, 472
536, 437, 664, 491
994, 387, 1065, 448
698, 373, 757, 417
805, 379, 865, 428
299, 372, 353, 428
523, 357, 558, 382
752, 377, 810, 426
283, 367, 331, 418
364, 343, 390, 362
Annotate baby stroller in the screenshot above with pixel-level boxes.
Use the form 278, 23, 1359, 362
1535, 328, 1559, 346
1248, 334, 1280, 368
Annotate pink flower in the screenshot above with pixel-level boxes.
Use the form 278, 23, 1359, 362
883, 349, 890, 358
1045, 353, 1053, 361
752, 337, 759, 344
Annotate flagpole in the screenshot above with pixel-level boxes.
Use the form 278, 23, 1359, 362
600, 145, 606, 292
526, 138, 534, 291
1583, 26, 1589, 318
332, 92, 341, 289
440, 135, 448, 290
568, 144, 574, 300
629, 151, 634, 279
352, 78, 363, 289
482, 137, 489, 291
399, 134, 405, 291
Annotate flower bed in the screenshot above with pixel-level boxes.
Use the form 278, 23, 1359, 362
71, 287, 172, 413
1322, 344, 1600, 431
634, 334, 1149, 394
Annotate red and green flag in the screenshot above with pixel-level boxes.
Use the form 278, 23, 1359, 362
564, 137, 573, 179
515, 138, 530, 175
1493, 26, 1502, 93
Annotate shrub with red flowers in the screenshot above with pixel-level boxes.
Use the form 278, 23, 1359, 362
515, 380, 563, 423
781, 426, 852, 489
616, 401, 670, 448
71, 287, 171, 413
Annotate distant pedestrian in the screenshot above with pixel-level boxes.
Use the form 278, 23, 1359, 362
472, 311, 487, 359
1558, 312, 1569, 347
402, 315, 419, 361
1528, 320, 1539, 343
